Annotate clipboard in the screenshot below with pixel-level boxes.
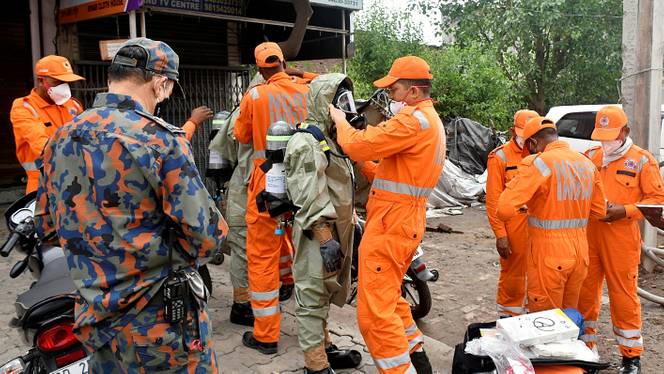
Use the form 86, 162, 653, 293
636, 204, 664, 229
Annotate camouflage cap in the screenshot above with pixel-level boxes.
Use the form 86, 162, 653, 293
112, 37, 180, 81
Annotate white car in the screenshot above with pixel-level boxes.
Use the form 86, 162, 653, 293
546, 104, 664, 158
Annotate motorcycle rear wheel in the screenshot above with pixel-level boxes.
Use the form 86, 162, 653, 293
402, 268, 432, 320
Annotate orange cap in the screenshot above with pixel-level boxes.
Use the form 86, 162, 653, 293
522, 116, 556, 141
254, 42, 284, 68
513, 109, 539, 137
591, 106, 628, 141
35, 55, 84, 82
373, 56, 433, 88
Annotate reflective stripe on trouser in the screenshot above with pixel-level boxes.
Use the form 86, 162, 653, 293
497, 214, 529, 316
526, 227, 589, 313
291, 231, 333, 356
404, 323, 424, 353
357, 199, 426, 373
246, 164, 286, 343
577, 220, 643, 358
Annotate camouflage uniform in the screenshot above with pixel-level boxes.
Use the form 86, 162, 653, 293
35, 38, 226, 373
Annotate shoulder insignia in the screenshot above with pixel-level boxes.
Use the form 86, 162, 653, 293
134, 110, 185, 135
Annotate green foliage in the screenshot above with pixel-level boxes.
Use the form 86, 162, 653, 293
348, 5, 523, 129
421, 0, 623, 114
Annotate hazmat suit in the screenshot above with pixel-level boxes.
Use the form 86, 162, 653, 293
335, 95, 446, 374
283, 73, 360, 372
497, 118, 606, 313
234, 69, 309, 346
577, 107, 664, 361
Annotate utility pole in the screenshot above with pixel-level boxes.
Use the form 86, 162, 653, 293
621, 0, 664, 271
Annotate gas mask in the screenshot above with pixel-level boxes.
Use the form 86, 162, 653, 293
47, 83, 72, 105
333, 87, 366, 129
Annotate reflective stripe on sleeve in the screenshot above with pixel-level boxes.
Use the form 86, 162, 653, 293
373, 178, 432, 198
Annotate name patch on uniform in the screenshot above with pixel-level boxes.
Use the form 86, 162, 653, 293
505, 166, 517, 171
624, 159, 638, 170
616, 170, 636, 177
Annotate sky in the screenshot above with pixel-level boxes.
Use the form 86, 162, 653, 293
355, 0, 443, 46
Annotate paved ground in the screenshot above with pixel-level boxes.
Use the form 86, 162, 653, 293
1, 205, 662, 373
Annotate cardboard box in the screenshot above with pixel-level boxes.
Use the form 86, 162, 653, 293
496, 308, 580, 346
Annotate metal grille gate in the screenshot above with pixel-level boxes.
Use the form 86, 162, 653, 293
73, 61, 250, 190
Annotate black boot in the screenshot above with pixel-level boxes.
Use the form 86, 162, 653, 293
230, 302, 254, 327
325, 344, 362, 369
304, 367, 335, 374
410, 350, 433, 374
619, 356, 641, 374
242, 331, 277, 355
279, 283, 294, 301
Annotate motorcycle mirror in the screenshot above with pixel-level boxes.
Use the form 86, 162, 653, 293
10, 258, 28, 279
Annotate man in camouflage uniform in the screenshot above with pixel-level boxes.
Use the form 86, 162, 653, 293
35, 38, 227, 373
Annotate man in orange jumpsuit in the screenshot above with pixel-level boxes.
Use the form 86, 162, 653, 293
486, 109, 538, 317
577, 106, 664, 374
10, 55, 85, 193
234, 42, 310, 354
330, 56, 445, 374
497, 117, 606, 313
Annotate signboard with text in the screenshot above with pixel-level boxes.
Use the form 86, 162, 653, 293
141, 0, 243, 16
59, 0, 143, 24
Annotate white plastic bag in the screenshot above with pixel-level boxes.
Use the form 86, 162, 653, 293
465, 335, 535, 374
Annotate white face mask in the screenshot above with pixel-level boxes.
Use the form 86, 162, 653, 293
601, 139, 623, 155
389, 100, 406, 116
47, 83, 71, 105
515, 135, 525, 148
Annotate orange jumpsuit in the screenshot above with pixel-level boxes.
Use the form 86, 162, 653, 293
10, 89, 82, 193
497, 141, 606, 312
486, 139, 529, 316
577, 144, 664, 358
337, 100, 445, 374
234, 71, 309, 344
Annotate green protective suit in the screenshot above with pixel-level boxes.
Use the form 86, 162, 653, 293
284, 73, 355, 352
209, 74, 264, 299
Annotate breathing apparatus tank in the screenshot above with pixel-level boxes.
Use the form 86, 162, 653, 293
206, 110, 234, 184
259, 120, 296, 235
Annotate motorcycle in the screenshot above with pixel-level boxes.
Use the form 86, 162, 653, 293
0, 193, 213, 374
0, 192, 88, 374
347, 220, 439, 320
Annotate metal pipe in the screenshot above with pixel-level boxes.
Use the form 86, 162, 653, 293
144, 7, 350, 35
637, 287, 664, 305
140, 11, 147, 37
342, 9, 346, 74
643, 247, 664, 267
129, 10, 137, 38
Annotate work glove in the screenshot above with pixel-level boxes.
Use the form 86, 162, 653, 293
320, 238, 342, 274
312, 221, 342, 274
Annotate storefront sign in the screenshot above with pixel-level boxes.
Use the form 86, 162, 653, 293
99, 39, 129, 60
141, 0, 243, 16
59, 0, 143, 24
309, 0, 362, 10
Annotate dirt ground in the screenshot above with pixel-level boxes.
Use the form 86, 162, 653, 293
0, 204, 662, 372
417, 206, 664, 373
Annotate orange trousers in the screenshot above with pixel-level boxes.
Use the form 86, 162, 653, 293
577, 220, 643, 358
246, 162, 293, 344
526, 228, 588, 313
357, 198, 425, 374
496, 214, 529, 316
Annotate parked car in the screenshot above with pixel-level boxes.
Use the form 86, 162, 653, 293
546, 104, 664, 158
